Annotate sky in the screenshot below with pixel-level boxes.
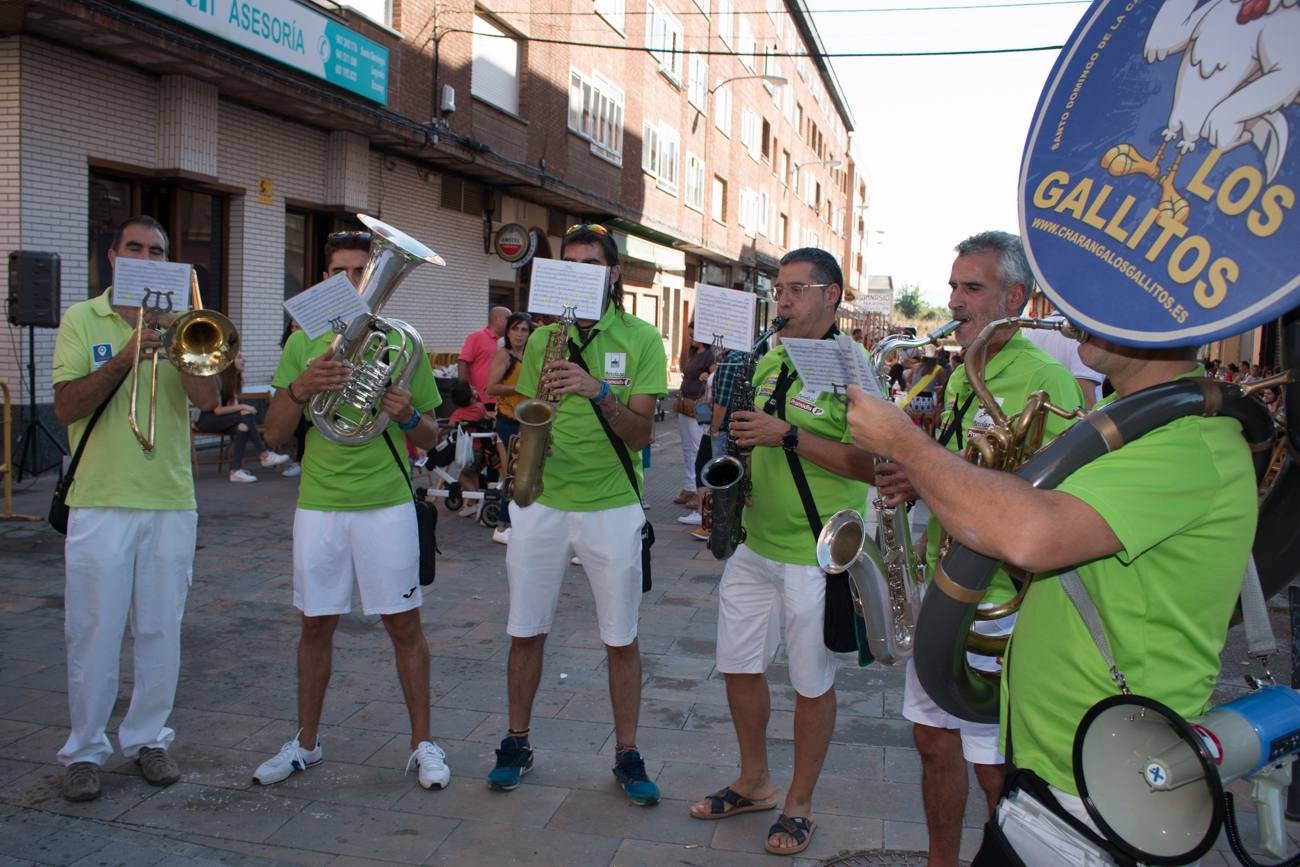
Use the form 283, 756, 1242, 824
810, 0, 1090, 305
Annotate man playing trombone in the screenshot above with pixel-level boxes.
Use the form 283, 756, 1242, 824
52, 216, 221, 801
258, 229, 449, 791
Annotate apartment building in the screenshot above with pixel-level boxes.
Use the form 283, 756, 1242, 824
0, 0, 855, 466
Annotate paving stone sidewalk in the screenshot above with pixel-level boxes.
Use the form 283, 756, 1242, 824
0, 415, 1293, 866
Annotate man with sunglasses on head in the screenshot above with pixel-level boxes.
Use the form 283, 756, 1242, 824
487, 224, 667, 805
257, 229, 451, 791
687, 248, 874, 857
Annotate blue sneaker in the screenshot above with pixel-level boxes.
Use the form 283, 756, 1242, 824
613, 748, 660, 806
487, 736, 534, 791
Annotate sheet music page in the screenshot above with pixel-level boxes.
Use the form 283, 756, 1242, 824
527, 259, 607, 321
283, 274, 370, 339
782, 337, 883, 398
111, 259, 193, 312
694, 283, 756, 352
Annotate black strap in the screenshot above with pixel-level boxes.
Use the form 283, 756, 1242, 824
762, 363, 822, 540
567, 337, 640, 499
937, 391, 977, 449
381, 429, 414, 491
60, 379, 124, 493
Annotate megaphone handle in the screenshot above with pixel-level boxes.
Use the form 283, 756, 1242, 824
1251, 761, 1292, 862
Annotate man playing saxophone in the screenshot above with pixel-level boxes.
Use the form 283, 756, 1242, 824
878, 231, 1081, 867
488, 224, 667, 804
257, 230, 450, 790
688, 248, 874, 856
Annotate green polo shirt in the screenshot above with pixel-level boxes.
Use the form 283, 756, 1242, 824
516, 304, 667, 511
273, 329, 440, 511
51, 289, 197, 510
925, 333, 1082, 603
742, 343, 869, 566
1001, 368, 1256, 794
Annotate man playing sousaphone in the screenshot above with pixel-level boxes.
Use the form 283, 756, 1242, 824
257, 228, 450, 791
488, 224, 668, 804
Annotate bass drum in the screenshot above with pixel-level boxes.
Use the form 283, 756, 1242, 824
913, 0, 1300, 723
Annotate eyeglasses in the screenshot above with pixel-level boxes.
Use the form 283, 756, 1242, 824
565, 223, 610, 237
771, 282, 832, 301
327, 230, 372, 242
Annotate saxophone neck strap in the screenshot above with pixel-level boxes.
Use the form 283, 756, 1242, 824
1058, 568, 1130, 695
937, 392, 977, 449
568, 338, 640, 500
763, 363, 822, 542
60, 379, 125, 495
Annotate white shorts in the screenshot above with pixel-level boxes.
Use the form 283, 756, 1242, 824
293, 503, 421, 616
902, 608, 1015, 765
715, 544, 838, 698
505, 500, 645, 646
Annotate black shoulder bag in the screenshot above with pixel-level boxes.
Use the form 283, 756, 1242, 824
49, 382, 122, 535
763, 363, 870, 665
568, 337, 654, 593
382, 430, 440, 586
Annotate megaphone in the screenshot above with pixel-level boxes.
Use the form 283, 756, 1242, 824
1073, 686, 1300, 865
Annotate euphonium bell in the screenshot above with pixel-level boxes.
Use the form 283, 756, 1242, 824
310, 214, 444, 446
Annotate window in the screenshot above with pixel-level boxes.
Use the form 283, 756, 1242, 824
779, 149, 790, 185
766, 0, 781, 22
472, 14, 520, 115
685, 153, 705, 211
345, 0, 390, 26
737, 15, 755, 71
739, 188, 759, 238
717, 0, 732, 46
688, 52, 708, 113
777, 212, 788, 248
646, 1, 684, 82
761, 118, 771, 162
569, 69, 626, 164
713, 83, 731, 136
712, 175, 727, 223
641, 121, 679, 193
595, 0, 625, 32
740, 109, 761, 161
759, 189, 770, 236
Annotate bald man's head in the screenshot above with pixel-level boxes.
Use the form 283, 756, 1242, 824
489, 306, 511, 336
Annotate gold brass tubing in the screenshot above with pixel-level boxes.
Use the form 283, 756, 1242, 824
1087, 412, 1125, 453
966, 631, 1009, 659
1250, 436, 1278, 454
1241, 369, 1294, 398
932, 562, 987, 605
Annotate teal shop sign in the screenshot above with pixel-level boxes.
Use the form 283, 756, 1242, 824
128, 0, 389, 105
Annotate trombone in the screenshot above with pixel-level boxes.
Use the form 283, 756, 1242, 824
128, 270, 239, 452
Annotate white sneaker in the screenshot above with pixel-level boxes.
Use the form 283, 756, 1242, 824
676, 511, 702, 525
405, 741, 450, 790
260, 451, 291, 469
230, 469, 257, 483
492, 526, 510, 545
253, 737, 322, 785
458, 504, 478, 518
570, 555, 582, 565
281, 462, 302, 478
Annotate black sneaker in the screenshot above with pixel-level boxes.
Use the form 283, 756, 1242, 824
487, 736, 534, 791
613, 748, 660, 806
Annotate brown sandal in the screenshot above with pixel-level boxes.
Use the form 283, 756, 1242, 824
690, 786, 777, 820
764, 814, 816, 855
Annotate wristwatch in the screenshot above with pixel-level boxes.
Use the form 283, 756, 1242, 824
781, 424, 800, 453
397, 407, 422, 431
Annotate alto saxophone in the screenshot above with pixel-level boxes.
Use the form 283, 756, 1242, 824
816, 320, 959, 665
700, 317, 787, 560
507, 305, 578, 508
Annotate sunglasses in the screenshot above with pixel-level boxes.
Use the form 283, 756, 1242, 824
327, 230, 372, 242
564, 223, 610, 237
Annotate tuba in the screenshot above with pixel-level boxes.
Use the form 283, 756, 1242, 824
310, 214, 444, 445
507, 304, 578, 508
815, 320, 957, 665
700, 316, 786, 559
129, 270, 239, 452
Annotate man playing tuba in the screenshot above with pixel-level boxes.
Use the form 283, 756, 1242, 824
488, 224, 667, 804
880, 231, 1081, 867
257, 230, 450, 791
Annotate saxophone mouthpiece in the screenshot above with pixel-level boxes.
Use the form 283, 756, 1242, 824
771, 316, 788, 332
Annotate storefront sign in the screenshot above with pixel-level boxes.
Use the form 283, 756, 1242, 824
127, 0, 389, 105
494, 223, 531, 263
864, 289, 893, 315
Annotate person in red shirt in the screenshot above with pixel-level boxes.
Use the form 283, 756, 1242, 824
447, 379, 488, 517
458, 307, 510, 405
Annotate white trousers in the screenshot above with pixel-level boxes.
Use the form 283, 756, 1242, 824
58, 508, 196, 766
677, 410, 703, 491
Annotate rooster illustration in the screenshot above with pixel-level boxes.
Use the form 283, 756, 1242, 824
1101, 0, 1300, 223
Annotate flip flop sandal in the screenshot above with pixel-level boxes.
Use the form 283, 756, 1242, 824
691, 786, 777, 820
764, 814, 817, 856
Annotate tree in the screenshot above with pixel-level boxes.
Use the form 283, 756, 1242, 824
894, 284, 923, 320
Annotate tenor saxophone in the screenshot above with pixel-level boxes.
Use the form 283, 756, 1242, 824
507, 305, 578, 508
700, 317, 787, 560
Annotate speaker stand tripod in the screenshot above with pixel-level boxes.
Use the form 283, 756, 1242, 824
15, 324, 66, 482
